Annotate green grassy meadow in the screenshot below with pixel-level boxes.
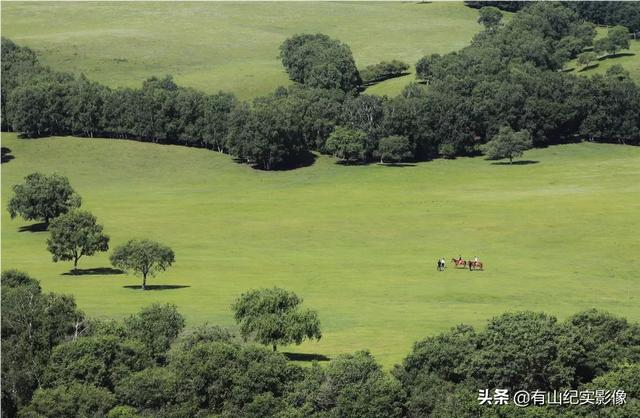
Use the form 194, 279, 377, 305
0, 1, 482, 99
2, 133, 639, 367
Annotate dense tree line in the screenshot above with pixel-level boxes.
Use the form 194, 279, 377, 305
3, 2, 640, 170
3, 270, 639, 417
465, 1, 640, 34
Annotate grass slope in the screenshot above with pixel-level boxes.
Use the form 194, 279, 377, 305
1, 1, 481, 100
2, 133, 639, 367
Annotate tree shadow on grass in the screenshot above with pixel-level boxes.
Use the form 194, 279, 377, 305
247, 151, 318, 171
491, 160, 540, 166
284, 352, 330, 362
123, 285, 190, 291
577, 63, 599, 72
598, 52, 635, 61
1, 147, 15, 164
62, 267, 124, 276
378, 162, 417, 168
18, 222, 48, 233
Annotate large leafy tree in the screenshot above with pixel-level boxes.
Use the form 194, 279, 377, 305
480, 126, 532, 164
377, 135, 414, 163
109, 239, 175, 290
123, 304, 185, 363
279, 33, 361, 91
478, 6, 503, 31
325, 126, 368, 163
232, 287, 321, 352
46, 210, 110, 271
8, 172, 81, 226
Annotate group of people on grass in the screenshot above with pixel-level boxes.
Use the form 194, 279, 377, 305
437, 255, 481, 271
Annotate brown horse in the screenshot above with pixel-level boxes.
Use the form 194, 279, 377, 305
451, 258, 467, 268
469, 261, 484, 271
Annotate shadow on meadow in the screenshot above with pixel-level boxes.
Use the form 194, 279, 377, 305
1, 147, 15, 163
18, 222, 48, 233
62, 267, 124, 276
123, 285, 190, 291
284, 352, 330, 362
378, 162, 417, 168
491, 160, 540, 166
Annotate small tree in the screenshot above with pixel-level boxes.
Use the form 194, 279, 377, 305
478, 6, 503, 31
577, 51, 597, 70
110, 240, 175, 290
325, 126, 368, 162
480, 126, 533, 164
378, 135, 414, 163
232, 287, 321, 351
47, 210, 110, 272
8, 172, 81, 226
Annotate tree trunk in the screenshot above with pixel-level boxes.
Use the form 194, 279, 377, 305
142, 274, 147, 290
509, 156, 513, 164
273, 344, 277, 352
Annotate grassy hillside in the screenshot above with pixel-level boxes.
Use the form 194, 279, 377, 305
2, 133, 639, 366
1, 1, 482, 99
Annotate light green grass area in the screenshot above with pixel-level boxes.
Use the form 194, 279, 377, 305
1, 1, 482, 100
2, 133, 639, 367
568, 27, 640, 83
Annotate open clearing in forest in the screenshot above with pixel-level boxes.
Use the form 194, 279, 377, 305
0, 1, 482, 99
2, 133, 639, 366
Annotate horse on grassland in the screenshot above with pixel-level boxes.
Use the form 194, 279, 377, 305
451, 258, 467, 268
469, 260, 484, 271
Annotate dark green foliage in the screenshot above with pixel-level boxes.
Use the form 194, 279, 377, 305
232, 287, 321, 352
580, 72, 640, 145
114, 367, 180, 411
43, 336, 152, 390
226, 91, 310, 170
464, 1, 527, 13
377, 135, 414, 163
178, 324, 235, 349
480, 126, 533, 163
282, 351, 406, 418
478, 6, 503, 31
109, 240, 175, 290
1, 271, 83, 415
566, 309, 640, 382
46, 210, 110, 270
21, 383, 116, 418
360, 60, 409, 84
123, 304, 185, 363
279, 33, 361, 91
1, 269, 41, 292
565, 1, 640, 33
465, 311, 583, 390
8, 172, 81, 225
169, 341, 302, 414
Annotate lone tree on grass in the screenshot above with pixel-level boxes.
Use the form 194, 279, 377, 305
8, 172, 81, 227
46, 210, 109, 272
110, 239, 175, 290
378, 135, 414, 163
232, 287, 321, 352
577, 51, 597, 70
481, 126, 533, 164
